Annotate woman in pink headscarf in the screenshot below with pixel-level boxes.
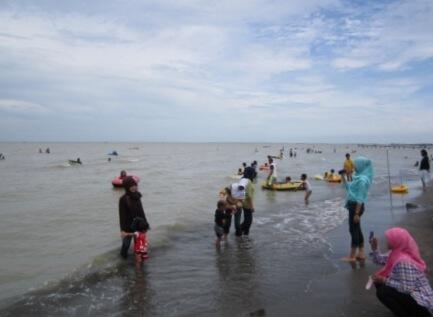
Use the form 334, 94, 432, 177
370, 227, 433, 316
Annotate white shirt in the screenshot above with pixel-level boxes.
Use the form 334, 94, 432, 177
231, 182, 246, 199
270, 162, 277, 178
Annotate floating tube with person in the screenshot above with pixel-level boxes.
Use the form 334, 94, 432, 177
108, 151, 118, 156
112, 175, 140, 188
327, 175, 342, 183
261, 181, 304, 191
68, 159, 82, 165
391, 184, 408, 194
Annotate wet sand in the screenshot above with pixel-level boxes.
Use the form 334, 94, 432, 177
267, 186, 433, 317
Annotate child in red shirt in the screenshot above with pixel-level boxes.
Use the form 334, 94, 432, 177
129, 217, 149, 265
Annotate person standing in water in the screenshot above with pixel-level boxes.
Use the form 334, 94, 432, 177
419, 149, 430, 192
266, 157, 277, 185
343, 153, 354, 181
300, 174, 312, 205
341, 156, 373, 262
119, 176, 150, 259
239, 167, 256, 236
214, 200, 229, 247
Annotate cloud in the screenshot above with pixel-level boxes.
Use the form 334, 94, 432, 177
331, 0, 433, 71
0, 0, 432, 142
0, 99, 49, 113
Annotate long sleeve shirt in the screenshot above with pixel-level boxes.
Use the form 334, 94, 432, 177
371, 251, 433, 310
119, 194, 147, 232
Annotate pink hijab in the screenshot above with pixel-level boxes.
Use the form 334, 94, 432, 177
377, 227, 426, 278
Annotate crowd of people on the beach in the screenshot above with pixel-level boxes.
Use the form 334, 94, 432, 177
339, 151, 433, 316
114, 146, 433, 315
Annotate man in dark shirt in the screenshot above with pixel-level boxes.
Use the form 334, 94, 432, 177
420, 149, 430, 191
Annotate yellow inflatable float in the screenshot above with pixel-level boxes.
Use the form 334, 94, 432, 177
391, 184, 408, 194
262, 181, 304, 191
327, 175, 342, 183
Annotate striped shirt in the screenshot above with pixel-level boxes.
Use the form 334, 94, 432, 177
371, 251, 433, 310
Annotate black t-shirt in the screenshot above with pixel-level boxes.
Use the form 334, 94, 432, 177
214, 209, 225, 227
420, 156, 430, 171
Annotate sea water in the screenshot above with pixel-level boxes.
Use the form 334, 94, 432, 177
0, 142, 426, 316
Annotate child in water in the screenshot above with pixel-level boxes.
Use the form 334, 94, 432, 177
214, 200, 230, 247
301, 174, 312, 205
128, 217, 149, 265
327, 169, 335, 180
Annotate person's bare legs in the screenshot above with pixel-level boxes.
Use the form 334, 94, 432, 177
356, 247, 366, 260
215, 237, 222, 248
342, 247, 357, 262
304, 191, 312, 205
135, 254, 143, 268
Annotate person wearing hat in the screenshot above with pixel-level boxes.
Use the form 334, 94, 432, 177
119, 176, 149, 259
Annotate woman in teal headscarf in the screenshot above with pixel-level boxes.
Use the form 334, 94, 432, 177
341, 156, 373, 262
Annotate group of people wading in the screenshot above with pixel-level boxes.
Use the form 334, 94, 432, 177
116, 151, 433, 316
215, 166, 256, 247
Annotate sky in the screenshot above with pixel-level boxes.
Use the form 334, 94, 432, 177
0, 0, 432, 143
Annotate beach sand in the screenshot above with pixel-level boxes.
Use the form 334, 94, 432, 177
265, 187, 433, 317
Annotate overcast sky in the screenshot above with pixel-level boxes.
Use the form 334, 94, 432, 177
0, 0, 432, 143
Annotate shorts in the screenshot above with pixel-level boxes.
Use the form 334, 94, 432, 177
420, 170, 430, 182
214, 224, 224, 238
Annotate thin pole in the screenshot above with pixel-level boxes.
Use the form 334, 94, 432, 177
386, 149, 393, 208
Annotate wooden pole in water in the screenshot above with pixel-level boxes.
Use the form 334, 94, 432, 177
386, 149, 393, 208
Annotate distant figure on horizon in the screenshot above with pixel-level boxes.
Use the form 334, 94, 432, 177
0, 153, 4, 160
45, 148, 50, 154
76, 158, 82, 164
39, 148, 43, 153
419, 149, 430, 192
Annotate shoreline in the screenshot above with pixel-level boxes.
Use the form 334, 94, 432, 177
0, 160, 430, 316
266, 183, 433, 316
